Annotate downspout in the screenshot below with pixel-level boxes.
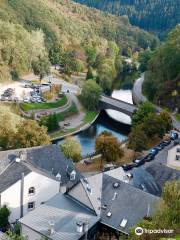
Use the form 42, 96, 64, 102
20, 172, 24, 218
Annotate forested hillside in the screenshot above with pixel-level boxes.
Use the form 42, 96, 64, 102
143, 25, 180, 111
0, 0, 158, 82
75, 0, 180, 38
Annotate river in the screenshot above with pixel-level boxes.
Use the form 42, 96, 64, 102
75, 89, 133, 156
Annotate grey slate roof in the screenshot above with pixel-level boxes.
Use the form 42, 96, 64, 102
146, 163, 180, 192
100, 174, 159, 234
19, 193, 99, 240
0, 162, 30, 193
0, 144, 81, 193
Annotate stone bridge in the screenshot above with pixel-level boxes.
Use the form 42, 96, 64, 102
99, 95, 138, 116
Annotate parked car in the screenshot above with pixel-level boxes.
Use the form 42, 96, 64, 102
170, 132, 178, 140
23, 98, 30, 103
161, 140, 171, 146
122, 163, 135, 171
145, 153, 155, 162
150, 147, 159, 156
133, 157, 145, 167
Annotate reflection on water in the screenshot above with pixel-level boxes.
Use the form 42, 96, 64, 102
58, 89, 133, 156
75, 111, 130, 156
106, 89, 133, 125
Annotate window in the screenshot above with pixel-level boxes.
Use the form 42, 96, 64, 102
175, 155, 180, 161
177, 148, 180, 153
28, 187, 35, 195
28, 202, 35, 211
70, 170, 76, 181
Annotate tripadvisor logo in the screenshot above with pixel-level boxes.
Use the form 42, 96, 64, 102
135, 227, 144, 236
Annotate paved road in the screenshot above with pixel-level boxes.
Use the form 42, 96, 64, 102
133, 74, 180, 131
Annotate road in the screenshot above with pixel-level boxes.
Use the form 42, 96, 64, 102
132, 74, 180, 131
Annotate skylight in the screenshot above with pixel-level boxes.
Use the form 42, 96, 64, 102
120, 219, 128, 228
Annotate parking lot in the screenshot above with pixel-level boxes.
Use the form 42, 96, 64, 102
0, 81, 50, 103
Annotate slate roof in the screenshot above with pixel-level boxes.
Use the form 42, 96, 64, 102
100, 174, 159, 234
146, 163, 180, 192
0, 144, 81, 193
19, 193, 99, 240
18, 168, 160, 238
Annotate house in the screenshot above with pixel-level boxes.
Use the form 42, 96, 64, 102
167, 143, 180, 169
19, 168, 159, 239
0, 144, 80, 223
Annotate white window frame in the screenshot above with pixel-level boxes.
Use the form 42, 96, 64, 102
28, 202, 35, 211
28, 187, 35, 196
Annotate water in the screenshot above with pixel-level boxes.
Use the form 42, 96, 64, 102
75, 111, 130, 156
74, 89, 132, 156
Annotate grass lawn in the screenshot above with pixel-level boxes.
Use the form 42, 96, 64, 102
176, 113, 180, 121
56, 103, 78, 122
20, 95, 67, 111
83, 111, 98, 124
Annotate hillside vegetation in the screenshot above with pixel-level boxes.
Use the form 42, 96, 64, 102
143, 25, 180, 111
0, 0, 158, 82
75, 0, 180, 38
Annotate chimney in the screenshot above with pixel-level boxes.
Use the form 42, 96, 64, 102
83, 220, 89, 232
48, 221, 55, 235
76, 221, 84, 233
19, 151, 27, 161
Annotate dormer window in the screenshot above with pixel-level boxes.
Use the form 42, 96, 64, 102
70, 170, 76, 181
28, 187, 35, 196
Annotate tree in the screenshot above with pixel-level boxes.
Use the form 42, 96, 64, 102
40, 114, 59, 132
60, 137, 82, 162
132, 102, 155, 127
142, 113, 166, 138
129, 181, 180, 240
0, 114, 15, 150
86, 67, 94, 80
159, 111, 172, 132
32, 56, 50, 81
95, 131, 123, 162
49, 44, 63, 66
0, 205, 10, 230
15, 119, 51, 148
128, 126, 148, 152
81, 80, 102, 111
138, 49, 153, 72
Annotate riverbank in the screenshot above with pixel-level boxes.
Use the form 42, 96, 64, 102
51, 111, 100, 141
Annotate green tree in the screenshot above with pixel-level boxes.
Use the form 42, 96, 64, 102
49, 44, 63, 66
81, 80, 102, 111
86, 67, 94, 80
85, 46, 97, 66
0, 205, 10, 230
40, 114, 59, 132
128, 126, 148, 151
60, 137, 82, 162
15, 119, 51, 148
0, 114, 15, 150
142, 113, 166, 138
95, 131, 123, 162
132, 102, 155, 127
159, 111, 172, 132
138, 49, 153, 72
32, 56, 50, 81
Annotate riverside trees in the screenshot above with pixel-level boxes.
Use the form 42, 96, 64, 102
128, 102, 172, 151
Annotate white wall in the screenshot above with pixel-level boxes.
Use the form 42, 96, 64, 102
1, 171, 60, 223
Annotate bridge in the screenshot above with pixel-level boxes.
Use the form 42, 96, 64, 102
99, 95, 138, 116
